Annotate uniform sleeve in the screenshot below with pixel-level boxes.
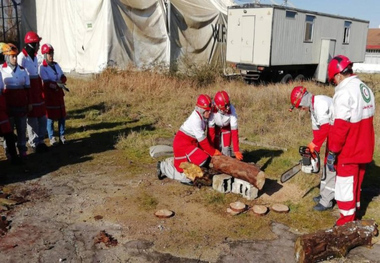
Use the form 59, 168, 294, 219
207, 114, 216, 146
329, 92, 351, 153
312, 123, 329, 152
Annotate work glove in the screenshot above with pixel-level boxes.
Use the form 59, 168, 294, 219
234, 151, 243, 161
326, 151, 336, 172
307, 141, 317, 153
213, 149, 222, 156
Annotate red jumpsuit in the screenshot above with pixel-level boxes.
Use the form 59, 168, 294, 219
329, 75, 375, 226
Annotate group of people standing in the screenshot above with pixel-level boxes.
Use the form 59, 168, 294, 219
158, 54, 376, 227
0, 31, 67, 164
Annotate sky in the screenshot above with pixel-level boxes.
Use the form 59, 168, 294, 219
234, 0, 380, 28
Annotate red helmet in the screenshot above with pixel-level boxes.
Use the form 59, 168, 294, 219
24, 31, 42, 44
214, 91, 230, 112
327, 55, 353, 82
289, 86, 307, 111
41, 43, 54, 54
196, 94, 212, 111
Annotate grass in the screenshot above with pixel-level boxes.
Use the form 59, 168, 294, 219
61, 68, 380, 234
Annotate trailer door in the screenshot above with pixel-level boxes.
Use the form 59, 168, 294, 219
240, 16, 255, 63
316, 39, 336, 82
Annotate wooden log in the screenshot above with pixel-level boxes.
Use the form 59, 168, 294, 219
210, 155, 265, 190
295, 220, 379, 263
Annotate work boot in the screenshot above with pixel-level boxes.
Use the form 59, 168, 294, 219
156, 161, 166, 180
313, 195, 321, 203
59, 136, 67, 145
50, 137, 58, 146
313, 202, 333, 212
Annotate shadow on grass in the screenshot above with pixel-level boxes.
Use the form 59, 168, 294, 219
0, 121, 155, 185
243, 148, 284, 171
357, 160, 380, 220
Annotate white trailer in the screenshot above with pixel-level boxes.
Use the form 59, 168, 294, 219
225, 4, 369, 83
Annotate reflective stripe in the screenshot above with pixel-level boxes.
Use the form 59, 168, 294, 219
339, 207, 356, 216
174, 156, 187, 161
325, 186, 335, 191
187, 147, 198, 158
179, 127, 196, 139
32, 102, 45, 107
0, 119, 9, 125
335, 175, 354, 201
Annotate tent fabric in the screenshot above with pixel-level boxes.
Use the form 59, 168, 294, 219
20, 0, 232, 74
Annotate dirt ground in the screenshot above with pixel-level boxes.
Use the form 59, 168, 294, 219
0, 136, 379, 263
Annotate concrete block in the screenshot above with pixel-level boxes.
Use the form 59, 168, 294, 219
212, 174, 232, 193
231, 178, 258, 200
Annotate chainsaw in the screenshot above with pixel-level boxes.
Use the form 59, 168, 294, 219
280, 146, 320, 183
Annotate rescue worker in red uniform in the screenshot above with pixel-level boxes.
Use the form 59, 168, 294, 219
0, 70, 22, 164
208, 91, 243, 161
289, 86, 335, 211
327, 55, 375, 226
39, 44, 68, 145
157, 94, 222, 185
0, 43, 31, 159
18, 31, 48, 152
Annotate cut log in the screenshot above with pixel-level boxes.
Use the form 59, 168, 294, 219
295, 220, 379, 263
229, 201, 247, 212
271, 204, 289, 213
226, 207, 241, 215
251, 205, 268, 216
210, 155, 265, 190
154, 209, 174, 218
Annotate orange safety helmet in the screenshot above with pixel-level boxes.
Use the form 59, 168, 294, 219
41, 43, 54, 55
24, 31, 42, 44
289, 86, 307, 111
196, 94, 212, 111
327, 55, 353, 82
214, 90, 230, 112
2, 43, 18, 55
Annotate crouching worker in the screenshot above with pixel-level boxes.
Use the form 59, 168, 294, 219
208, 90, 243, 160
157, 94, 222, 185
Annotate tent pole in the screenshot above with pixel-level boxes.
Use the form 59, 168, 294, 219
11, 0, 19, 48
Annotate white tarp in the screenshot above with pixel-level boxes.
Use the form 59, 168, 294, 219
20, 0, 232, 74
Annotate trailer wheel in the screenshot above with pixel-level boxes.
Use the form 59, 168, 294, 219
280, 74, 293, 84
294, 74, 305, 82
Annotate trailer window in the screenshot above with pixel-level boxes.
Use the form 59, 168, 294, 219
304, 15, 315, 42
343, 21, 351, 44
286, 11, 297, 19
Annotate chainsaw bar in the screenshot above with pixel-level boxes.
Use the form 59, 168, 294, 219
280, 162, 301, 183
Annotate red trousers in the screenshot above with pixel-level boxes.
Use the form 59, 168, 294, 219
335, 163, 366, 226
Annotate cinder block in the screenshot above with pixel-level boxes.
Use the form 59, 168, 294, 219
231, 178, 258, 200
212, 174, 232, 193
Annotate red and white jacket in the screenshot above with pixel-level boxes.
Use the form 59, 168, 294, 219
17, 49, 45, 117
329, 75, 375, 164
178, 110, 216, 155
39, 60, 67, 120
310, 95, 333, 152
208, 104, 240, 152
0, 62, 30, 117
